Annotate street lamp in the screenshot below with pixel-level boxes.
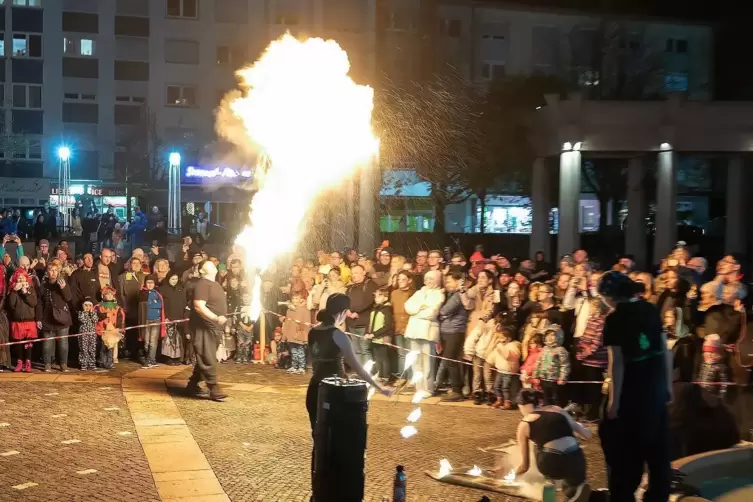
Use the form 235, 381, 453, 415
168, 151, 182, 235
57, 145, 72, 231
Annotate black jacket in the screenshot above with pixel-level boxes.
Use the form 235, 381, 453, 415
346, 279, 377, 330
39, 279, 73, 330
69, 267, 99, 309
8, 289, 38, 322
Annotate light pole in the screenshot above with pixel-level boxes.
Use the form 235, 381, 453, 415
57, 146, 71, 231
168, 152, 181, 235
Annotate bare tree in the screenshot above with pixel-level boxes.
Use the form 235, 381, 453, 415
115, 105, 172, 185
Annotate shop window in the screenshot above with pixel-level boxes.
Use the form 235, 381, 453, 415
12, 33, 42, 57
166, 85, 197, 107
12, 83, 41, 108
167, 0, 198, 20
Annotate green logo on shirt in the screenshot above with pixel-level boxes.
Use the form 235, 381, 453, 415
639, 333, 649, 350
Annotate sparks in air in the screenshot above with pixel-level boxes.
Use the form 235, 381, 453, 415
220, 33, 379, 320
411, 390, 431, 404
406, 408, 422, 423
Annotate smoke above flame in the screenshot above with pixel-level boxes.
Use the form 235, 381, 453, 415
218, 33, 378, 317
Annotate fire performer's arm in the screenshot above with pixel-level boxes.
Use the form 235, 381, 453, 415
333, 329, 390, 395
513, 421, 531, 476
193, 299, 227, 326
564, 412, 592, 440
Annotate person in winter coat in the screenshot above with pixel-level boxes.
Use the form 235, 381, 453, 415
434, 270, 469, 402
461, 270, 497, 338
95, 286, 125, 368
8, 269, 38, 372
404, 270, 445, 393
138, 277, 165, 367
365, 286, 395, 382
487, 323, 522, 409
120, 256, 146, 359
464, 317, 497, 405
520, 333, 543, 389
573, 296, 610, 421
159, 273, 185, 365
39, 261, 73, 372
390, 270, 415, 380
69, 252, 99, 310
127, 206, 148, 249
77, 298, 99, 370
345, 264, 378, 364
532, 324, 571, 406
282, 278, 312, 374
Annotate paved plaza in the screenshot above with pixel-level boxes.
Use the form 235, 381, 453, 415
0, 364, 608, 501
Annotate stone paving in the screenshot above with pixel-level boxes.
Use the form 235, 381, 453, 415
0, 364, 609, 501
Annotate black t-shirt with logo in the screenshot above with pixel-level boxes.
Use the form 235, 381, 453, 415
190, 278, 227, 332
603, 299, 670, 415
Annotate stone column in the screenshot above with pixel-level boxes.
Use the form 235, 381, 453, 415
358, 155, 378, 253
625, 157, 647, 269
654, 148, 677, 263
725, 157, 746, 254
530, 157, 551, 260
557, 149, 581, 259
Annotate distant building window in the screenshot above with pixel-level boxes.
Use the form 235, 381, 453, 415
275, 12, 299, 25
12, 0, 41, 6
114, 60, 150, 81
12, 83, 42, 108
439, 19, 461, 37
389, 10, 415, 31
8, 138, 42, 160
166, 85, 197, 107
0, 33, 4, 57
216, 45, 245, 66
64, 36, 96, 57
665, 72, 688, 92
666, 38, 688, 54
167, 0, 198, 19
481, 63, 506, 81
12, 33, 42, 58
115, 95, 146, 103
164, 39, 200, 65
64, 93, 97, 101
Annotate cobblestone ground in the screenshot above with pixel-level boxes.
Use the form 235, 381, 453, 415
170, 367, 608, 502
0, 382, 159, 502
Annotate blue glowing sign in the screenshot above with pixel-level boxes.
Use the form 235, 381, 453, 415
183, 166, 253, 183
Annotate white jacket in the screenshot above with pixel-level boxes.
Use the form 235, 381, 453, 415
486, 340, 522, 374
403, 286, 444, 343
464, 319, 494, 358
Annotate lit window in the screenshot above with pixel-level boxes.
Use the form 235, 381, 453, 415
81, 39, 94, 56
13, 0, 41, 6
0, 33, 4, 57
166, 85, 197, 107
13, 33, 42, 58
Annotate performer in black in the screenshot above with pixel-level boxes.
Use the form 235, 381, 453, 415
597, 271, 672, 502
186, 260, 228, 401
306, 293, 391, 490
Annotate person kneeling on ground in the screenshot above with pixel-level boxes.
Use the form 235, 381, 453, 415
509, 389, 592, 502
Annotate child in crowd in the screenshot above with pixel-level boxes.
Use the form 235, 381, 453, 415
520, 309, 549, 360
366, 286, 395, 382
77, 297, 99, 371
95, 286, 125, 369
283, 279, 310, 375
520, 333, 543, 389
271, 327, 291, 370
138, 277, 165, 368
8, 270, 37, 373
698, 334, 731, 397
236, 290, 255, 364
663, 307, 689, 349
488, 324, 521, 409
533, 324, 570, 406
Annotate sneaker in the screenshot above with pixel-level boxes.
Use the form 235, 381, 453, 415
487, 393, 496, 406
24, 360, 32, 373
441, 392, 464, 403
473, 393, 484, 406
296, 368, 306, 375
13, 360, 23, 373
491, 397, 504, 409
286, 367, 296, 374
60, 365, 69, 373
43, 363, 52, 373
503, 400, 513, 410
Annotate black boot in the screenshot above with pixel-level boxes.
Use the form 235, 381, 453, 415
185, 380, 207, 397
208, 383, 227, 402
487, 393, 496, 405
473, 392, 484, 405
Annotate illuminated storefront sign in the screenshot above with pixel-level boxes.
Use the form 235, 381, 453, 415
184, 166, 252, 181
51, 185, 126, 197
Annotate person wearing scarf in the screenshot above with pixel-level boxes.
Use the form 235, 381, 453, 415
159, 273, 185, 365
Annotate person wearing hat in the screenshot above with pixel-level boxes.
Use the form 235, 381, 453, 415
597, 271, 672, 502
506, 389, 592, 501
372, 248, 392, 287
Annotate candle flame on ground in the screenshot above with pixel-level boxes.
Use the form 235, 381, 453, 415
403, 351, 419, 372
221, 33, 378, 320
400, 426, 418, 439
466, 465, 482, 477
504, 469, 516, 483
438, 459, 453, 478
411, 390, 431, 404
406, 407, 422, 422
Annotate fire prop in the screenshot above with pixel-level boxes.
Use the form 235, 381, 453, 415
221, 34, 379, 320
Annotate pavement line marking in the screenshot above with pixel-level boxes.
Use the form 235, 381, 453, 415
12, 482, 38, 490
0, 422, 10, 427
1, 450, 20, 456
117, 431, 132, 436
44, 392, 59, 396
61, 439, 81, 445
104, 407, 120, 411
51, 413, 67, 418
76, 469, 97, 475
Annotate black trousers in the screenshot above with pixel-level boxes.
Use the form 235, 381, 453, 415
599, 407, 671, 502
435, 332, 464, 393
371, 343, 393, 381
535, 447, 587, 498
188, 326, 220, 386
541, 380, 567, 407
